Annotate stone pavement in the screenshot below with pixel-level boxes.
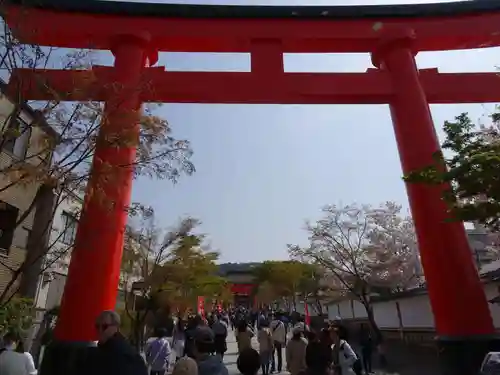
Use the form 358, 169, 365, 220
158, 329, 438, 375
222, 329, 439, 375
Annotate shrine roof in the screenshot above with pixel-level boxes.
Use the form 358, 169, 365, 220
218, 262, 259, 275
7, 0, 500, 20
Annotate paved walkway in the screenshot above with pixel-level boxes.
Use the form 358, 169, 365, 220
222, 329, 440, 375
155, 329, 438, 375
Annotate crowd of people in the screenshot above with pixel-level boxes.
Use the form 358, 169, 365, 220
0, 306, 375, 375
164, 306, 374, 375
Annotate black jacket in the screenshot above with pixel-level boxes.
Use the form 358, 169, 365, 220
306, 341, 333, 375
91, 333, 147, 375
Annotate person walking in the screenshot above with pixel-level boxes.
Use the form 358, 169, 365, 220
192, 326, 229, 375
0, 332, 37, 375
212, 317, 228, 359
15, 341, 37, 375
235, 320, 254, 354
237, 348, 261, 375
359, 324, 373, 374
270, 314, 286, 373
331, 326, 358, 375
185, 315, 204, 358
305, 330, 332, 375
257, 321, 274, 375
92, 310, 148, 375
172, 356, 198, 375
146, 328, 172, 375
173, 319, 187, 362
285, 326, 307, 375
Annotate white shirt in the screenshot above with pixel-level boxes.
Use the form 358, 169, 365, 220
0, 347, 37, 375
270, 319, 286, 343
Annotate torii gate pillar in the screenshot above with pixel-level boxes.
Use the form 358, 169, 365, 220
40, 35, 150, 375
372, 29, 500, 375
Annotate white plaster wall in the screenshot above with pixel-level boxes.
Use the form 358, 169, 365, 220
398, 295, 434, 328
483, 283, 500, 328
328, 303, 341, 320
353, 300, 367, 319
295, 302, 305, 315
293, 302, 317, 315
372, 300, 399, 328
338, 300, 353, 319
326, 282, 500, 330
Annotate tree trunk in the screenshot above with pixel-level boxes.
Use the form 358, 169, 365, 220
365, 303, 382, 344
363, 301, 388, 369
19, 183, 56, 299
313, 299, 323, 316
130, 310, 140, 349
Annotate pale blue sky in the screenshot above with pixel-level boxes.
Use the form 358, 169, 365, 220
100, 0, 499, 262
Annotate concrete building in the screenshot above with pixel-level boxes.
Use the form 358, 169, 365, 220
467, 223, 499, 267
0, 81, 56, 298
33, 190, 146, 313
33, 189, 82, 312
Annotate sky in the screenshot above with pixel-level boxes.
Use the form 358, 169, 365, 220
98, 0, 499, 262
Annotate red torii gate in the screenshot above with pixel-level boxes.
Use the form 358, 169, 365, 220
4, 1, 500, 374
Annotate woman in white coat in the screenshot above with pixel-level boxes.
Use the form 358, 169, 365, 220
331, 327, 358, 375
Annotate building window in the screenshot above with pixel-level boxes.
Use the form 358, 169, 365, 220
61, 212, 78, 245
2, 116, 31, 159
0, 201, 19, 255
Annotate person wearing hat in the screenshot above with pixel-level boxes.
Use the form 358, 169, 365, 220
285, 325, 307, 375
192, 326, 229, 375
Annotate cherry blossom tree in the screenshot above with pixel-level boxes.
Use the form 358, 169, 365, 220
288, 201, 420, 342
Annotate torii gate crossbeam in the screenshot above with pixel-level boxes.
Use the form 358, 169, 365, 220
4, 1, 500, 374
9, 67, 500, 104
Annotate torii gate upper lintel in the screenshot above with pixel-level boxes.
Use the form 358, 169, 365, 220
5, 1, 500, 374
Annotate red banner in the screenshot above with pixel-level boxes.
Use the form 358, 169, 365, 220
304, 302, 311, 326
197, 296, 205, 318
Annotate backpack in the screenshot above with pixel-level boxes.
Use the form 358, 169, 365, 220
339, 341, 363, 375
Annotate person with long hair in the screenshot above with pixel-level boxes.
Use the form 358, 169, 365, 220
235, 320, 254, 354
257, 320, 273, 375
173, 319, 187, 362
331, 326, 359, 375
358, 324, 373, 374
285, 326, 307, 375
305, 330, 332, 375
